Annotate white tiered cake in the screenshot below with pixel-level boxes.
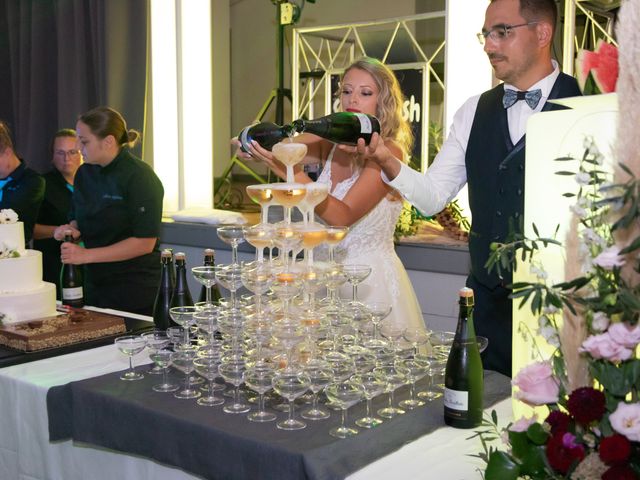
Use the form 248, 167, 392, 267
0, 210, 57, 324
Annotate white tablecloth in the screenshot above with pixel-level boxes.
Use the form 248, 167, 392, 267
0, 309, 513, 480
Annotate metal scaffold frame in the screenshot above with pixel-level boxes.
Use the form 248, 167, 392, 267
291, 11, 446, 173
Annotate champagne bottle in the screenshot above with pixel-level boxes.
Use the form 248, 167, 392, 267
152, 250, 174, 330
60, 230, 84, 308
198, 248, 222, 304
290, 112, 381, 146
237, 122, 294, 152
444, 287, 483, 428
169, 252, 194, 315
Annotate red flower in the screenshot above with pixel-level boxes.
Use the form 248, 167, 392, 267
567, 387, 606, 424
599, 434, 631, 465
545, 410, 572, 435
602, 464, 638, 480
546, 432, 585, 474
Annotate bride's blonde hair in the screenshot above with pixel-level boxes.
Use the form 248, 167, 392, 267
339, 57, 413, 162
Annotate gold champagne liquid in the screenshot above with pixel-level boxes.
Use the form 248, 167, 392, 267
272, 187, 307, 207
325, 228, 347, 244
246, 185, 273, 205
301, 229, 328, 248
245, 235, 271, 249
272, 142, 308, 167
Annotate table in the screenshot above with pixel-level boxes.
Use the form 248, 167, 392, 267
0, 311, 513, 480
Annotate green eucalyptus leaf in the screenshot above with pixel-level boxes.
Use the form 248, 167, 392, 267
485, 451, 521, 480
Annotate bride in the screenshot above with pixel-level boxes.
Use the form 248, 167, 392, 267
239, 57, 425, 334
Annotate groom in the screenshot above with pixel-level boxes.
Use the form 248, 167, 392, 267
350, 0, 581, 377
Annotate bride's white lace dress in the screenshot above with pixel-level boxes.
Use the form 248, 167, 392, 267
316, 147, 426, 332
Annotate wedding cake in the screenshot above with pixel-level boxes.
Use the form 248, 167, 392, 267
0, 209, 57, 324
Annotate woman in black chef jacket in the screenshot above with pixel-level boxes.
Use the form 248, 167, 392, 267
54, 106, 164, 315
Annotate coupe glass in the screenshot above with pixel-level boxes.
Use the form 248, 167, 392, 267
379, 321, 405, 352
169, 306, 200, 347
172, 347, 201, 399
298, 182, 329, 224
271, 270, 302, 323
342, 264, 372, 309
324, 381, 364, 438
319, 264, 347, 311
142, 330, 170, 375
300, 223, 327, 266
324, 226, 349, 263
194, 356, 224, 406
246, 183, 274, 224
214, 264, 243, 313
299, 265, 326, 315
194, 308, 219, 353
244, 365, 277, 422
300, 359, 333, 420
241, 263, 273, 319
362, 302, 392, 348
151, 349, 180, 392
192, 266, 217, 306
219, 357, 250, 414
244, 223, 274, 263
416, 353, 448, 401
272, 370, 311, 430
351, 373, 386, 428
403, 327, 430, 356
272, 225, 303, 270
395, 358, 429, 409
216, 225, 246, 265
272, 324, 305, 370
271, 183, 307, 225
115, 335, 147, 381
271, 141, 307, 183
373, 365, 407, 418
430, 330, 456, 357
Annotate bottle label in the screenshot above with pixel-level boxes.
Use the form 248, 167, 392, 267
355, 113, 372, 134
62, 287, 83, 300
444, 387, 469, 411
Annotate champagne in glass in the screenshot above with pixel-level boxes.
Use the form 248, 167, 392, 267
246, 184, 274, 224
325, 226, 349, 263
298, 183, 329, 224
300, 224, 327, 266
271, 142, 308, 183
271, 184, 307, 225
244, 224, 274, 263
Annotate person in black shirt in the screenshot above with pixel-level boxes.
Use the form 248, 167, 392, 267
54, 107, 164, 315
33, 129, 83, 298
0, 120, 45, 242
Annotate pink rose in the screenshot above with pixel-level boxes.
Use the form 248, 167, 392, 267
512, 361, 559, 406
580, 333, 633, 362
593, 246, 625, 269
610, 402, 640, 442
608, 322, 640, 349
509, 414, 538, 432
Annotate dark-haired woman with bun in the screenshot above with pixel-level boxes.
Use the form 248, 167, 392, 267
54, 106, 164, 315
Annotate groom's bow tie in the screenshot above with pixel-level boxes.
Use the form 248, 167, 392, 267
502, 88, 542, 109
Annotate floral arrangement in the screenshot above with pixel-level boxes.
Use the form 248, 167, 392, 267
477, 130, 640, 479
0, 209, 20, 260
0, 208, 18, 224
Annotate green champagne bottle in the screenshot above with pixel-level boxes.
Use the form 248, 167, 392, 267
444, 287, 483, 428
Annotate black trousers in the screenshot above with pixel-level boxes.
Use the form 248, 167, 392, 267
466, 275, 512, 377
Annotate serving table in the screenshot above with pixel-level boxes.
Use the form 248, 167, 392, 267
0, 309, 512, 480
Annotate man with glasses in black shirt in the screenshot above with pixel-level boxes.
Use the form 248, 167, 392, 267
33, 129, 83, 297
